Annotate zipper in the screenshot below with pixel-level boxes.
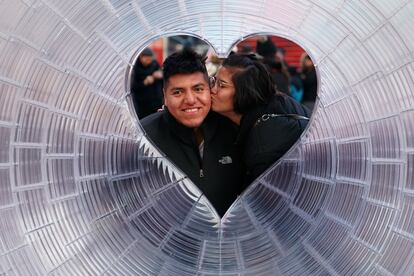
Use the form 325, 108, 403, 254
197, 147, 204, 178
196, 144, 204, 178
193, 130, 204, 178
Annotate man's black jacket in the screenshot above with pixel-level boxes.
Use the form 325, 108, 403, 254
141, 110, 245, 217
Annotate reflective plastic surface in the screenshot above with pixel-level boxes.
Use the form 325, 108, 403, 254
0, 0, 414, 275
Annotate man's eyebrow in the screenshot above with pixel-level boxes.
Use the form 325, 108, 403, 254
192, 82, 207, 88
167, 86, 183, 91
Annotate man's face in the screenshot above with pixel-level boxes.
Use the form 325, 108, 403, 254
139, 55, 153, 67
164, 72, 211, 128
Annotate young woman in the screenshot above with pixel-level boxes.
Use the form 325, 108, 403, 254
210, 53, 310, 184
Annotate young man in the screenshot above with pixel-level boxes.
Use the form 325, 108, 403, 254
140, 49, 244, 217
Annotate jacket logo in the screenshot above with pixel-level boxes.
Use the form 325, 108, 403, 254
218, 156, 232, 165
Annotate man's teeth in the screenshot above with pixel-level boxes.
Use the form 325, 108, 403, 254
184, 108, 198, 112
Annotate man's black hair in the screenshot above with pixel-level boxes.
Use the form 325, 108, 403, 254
222, 54, 275, 114
162, 48, 208, 86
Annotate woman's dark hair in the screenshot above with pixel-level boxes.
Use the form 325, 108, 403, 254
163, 48, 208, 86
222, 53, 276, 114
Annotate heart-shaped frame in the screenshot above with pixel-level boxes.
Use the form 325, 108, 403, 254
1, 0, 414, 275
126, 33, 315, 218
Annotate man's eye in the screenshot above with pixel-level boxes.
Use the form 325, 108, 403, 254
172, 90, 182, 95
195, 87, 204, 92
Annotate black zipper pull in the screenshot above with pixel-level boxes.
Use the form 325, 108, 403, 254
199, 169, 204, 178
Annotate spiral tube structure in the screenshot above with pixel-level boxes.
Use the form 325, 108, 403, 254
0, 0, 414, 275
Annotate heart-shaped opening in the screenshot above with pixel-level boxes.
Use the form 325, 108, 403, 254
128, 34, 317, 217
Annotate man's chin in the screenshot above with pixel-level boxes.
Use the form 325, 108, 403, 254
182, 122, 203, 129
180, 119, 204, 129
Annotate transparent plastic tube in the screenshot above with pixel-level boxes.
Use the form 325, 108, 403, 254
0, 0, 413, 275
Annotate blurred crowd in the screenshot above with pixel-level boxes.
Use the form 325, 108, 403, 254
130, 35, 317, 119
206, 35, 317, 111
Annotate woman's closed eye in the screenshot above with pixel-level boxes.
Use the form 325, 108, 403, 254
218, 80, 232, 89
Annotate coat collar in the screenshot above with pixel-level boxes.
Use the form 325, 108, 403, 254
235, 95, 282, 146
235, 104, 267, 146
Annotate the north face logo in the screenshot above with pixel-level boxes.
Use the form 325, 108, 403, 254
218, 156, 232, 164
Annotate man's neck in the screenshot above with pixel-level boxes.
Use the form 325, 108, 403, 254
193, 128, 204, 146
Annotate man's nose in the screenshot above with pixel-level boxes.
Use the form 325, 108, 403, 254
184, 91, 196, 104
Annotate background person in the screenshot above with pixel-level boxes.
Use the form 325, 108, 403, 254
141, 49, 244, 217
131, 48, 164, 119
255, 35, 277, 60
300, 53, 318, 110
263, 58, 290, 95
288, 66, 304, 102
211, 53, 310, 184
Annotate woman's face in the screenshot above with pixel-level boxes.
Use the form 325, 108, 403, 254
211, 66, 236, 115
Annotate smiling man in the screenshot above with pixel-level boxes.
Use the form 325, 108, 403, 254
140, 49, 244, 217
